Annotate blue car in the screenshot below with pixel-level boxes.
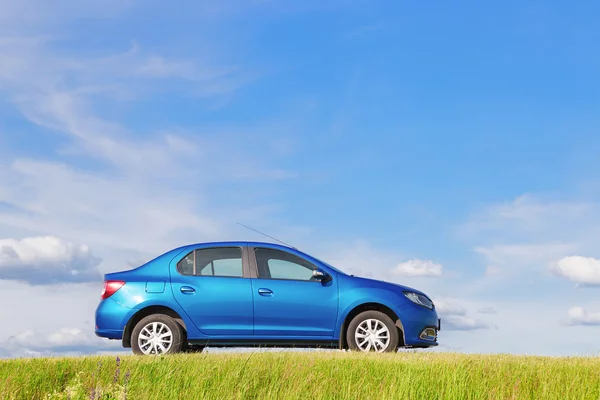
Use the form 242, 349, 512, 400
95, 242, 440, 355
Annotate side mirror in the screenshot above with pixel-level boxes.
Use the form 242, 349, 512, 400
312, 269, 331, 282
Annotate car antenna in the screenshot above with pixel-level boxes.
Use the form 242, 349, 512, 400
237, 222, 298, 250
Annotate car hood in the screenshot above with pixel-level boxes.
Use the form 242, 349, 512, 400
350, 275, 430, 298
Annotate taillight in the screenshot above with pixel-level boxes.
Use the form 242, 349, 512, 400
101, 280, 125, 299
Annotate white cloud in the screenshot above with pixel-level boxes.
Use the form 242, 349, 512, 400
136, 56, 200, 78
475, 242, 577, 266
477, 307, 497, 314
432, 298, 600, 356
462, 194, 600, 277
0, 40, 293, 254
460, 195, 595, 239
551, 256, 600, 286
0, 28, 296, 256
484, 266, 501, 276
0, 327, 121, 357
435, 300, 467, 316
392, 259, 442, 278
315, 241, 403, 279
135, 56, 241, 84
0, 158, 222, 252
441, 315, 489, 331
0, 279, 117, 348
0, 236, 101, 285
491, 195, 590, 225
564, 307, 600, 326
434, 299, 489, 331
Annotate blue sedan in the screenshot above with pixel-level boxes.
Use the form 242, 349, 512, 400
95, 242, 440, 355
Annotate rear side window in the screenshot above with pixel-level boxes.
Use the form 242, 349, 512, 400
177, 252, 195, 275
177, 247, 243, 277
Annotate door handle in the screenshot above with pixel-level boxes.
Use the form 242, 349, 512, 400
258, 288, 273, 296
180, 286, 196, 294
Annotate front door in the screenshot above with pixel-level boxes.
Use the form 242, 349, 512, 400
171, 245, 253, 335
250, 247, 338, 337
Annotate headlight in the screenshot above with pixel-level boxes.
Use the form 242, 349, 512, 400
404, 292, 434, 310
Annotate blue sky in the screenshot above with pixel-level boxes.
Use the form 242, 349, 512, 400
1, 0, 600, 357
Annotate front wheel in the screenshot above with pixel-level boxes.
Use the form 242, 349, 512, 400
131, 314, 184, 355
346, 310, 399, 353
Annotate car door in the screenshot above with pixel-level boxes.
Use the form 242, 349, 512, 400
170, 245, 253, 336
249, 246, 339, 337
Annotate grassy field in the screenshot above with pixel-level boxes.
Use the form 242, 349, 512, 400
1, 351, 599, 399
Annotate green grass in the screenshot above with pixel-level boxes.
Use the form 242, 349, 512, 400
1, 351, 600, 399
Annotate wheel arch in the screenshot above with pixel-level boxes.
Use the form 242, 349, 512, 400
339, 302, 405, 349
122, 305, 187, 348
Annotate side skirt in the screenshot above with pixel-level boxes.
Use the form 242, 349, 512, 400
187, 339, 339, 349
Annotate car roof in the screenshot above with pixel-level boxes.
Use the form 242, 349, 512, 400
183, 241, 296, 250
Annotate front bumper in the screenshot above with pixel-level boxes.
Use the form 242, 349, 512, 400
396, 304, 441, 347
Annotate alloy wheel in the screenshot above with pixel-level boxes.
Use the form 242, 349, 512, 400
354, 318, 390, 352
138, 322, 173, 355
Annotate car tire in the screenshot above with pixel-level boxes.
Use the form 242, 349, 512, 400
131, 314, 185, 355
346, 310, 399, 353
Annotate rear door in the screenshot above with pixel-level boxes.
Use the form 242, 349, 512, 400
249, 246, 338, 337
170, 245, 253, 335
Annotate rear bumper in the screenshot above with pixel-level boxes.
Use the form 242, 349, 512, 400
95, 329, 123, 339
95, 297, 133, 340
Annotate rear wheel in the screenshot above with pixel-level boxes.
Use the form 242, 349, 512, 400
346, 310, 399, 353
131, 314, 184, 355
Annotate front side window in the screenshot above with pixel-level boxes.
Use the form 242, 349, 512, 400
177, 247, 243, 277
254, 248, 317, 281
